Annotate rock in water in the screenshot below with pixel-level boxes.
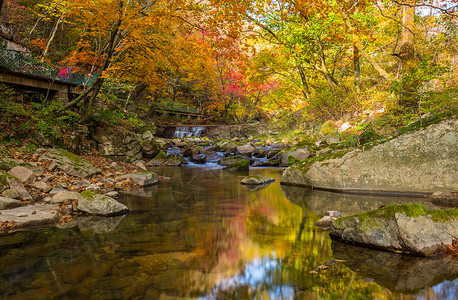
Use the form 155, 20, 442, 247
78, 191, 130, 216
314, 211, 341, 229
146, 151, 168, 167
281, 119, 458, 193
241, 175, 275, 185
330, 203, 458, 256
130, 171, 159, 186
39, 148, 101, 178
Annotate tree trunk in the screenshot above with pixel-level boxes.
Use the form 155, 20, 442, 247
398, 0, 416, 65
0, 0, 4, 15
41, 13, 64, 61
397, 0, 417, 107
296, 63, 311, 99
60, 3, 123, 116
143, 89, 163, 118
353, 44, 361, 90
338, 5, 393, 81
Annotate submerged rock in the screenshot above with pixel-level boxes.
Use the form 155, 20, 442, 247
282, 119, 458, 194
78, 191, 130, 216
330, 203, 458, 256
39, 148, 101, 178
241, 175, 275, 185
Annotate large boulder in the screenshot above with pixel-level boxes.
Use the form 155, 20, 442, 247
282, 119, 458, 193
130, 171, 159, 186
39, 148, 101, 178
330, 203, 458, 256
78, 191, 130, 216
92, 127, 141, 161
280, 148, 311, 166
139, 130, 162, 158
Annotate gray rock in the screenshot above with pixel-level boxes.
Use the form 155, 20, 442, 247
218, 141, 238, 153
241, 175, 275, 185
130, 171, 159, 187
49, 188, 68, 196
0, 204, 60, 232
8, 166, 36, 185
0, 196, 23, 210
280, 148, 311, 166
85, 184, 101, 193
39, 148, 101, 178
134, 161, 148, 171
51, 191, 81, 204
7, 179, 32, 201
32, 181, 52, 192
330, 204, 458, 256
282, 119, 458, 193
92, 127, 141, 161
105, 191, 119, 199
237, 144, 255, 155
78, 191, 129, 216
2, 189, 20, 199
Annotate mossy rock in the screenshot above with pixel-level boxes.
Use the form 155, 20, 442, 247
224, 159, 249, 172
38, 148, 101, 178
331, 203, 458, 256
146, 151, 168, 167
78, 191, 130, 216
218, 155, 246, 166
359, 129, 382, 145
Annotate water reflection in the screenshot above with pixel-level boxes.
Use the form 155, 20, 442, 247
0, 167, 455, 299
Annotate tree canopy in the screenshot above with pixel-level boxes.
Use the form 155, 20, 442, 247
0, 0, 456, 124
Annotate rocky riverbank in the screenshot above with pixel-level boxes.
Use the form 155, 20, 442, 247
281, 118, 458, 195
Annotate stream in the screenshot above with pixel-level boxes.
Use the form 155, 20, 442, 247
0, 166, 456, 299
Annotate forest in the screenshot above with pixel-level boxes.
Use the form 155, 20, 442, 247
0, 0, 457, 141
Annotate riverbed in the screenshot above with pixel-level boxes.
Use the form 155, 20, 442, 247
0, 166, 456, 299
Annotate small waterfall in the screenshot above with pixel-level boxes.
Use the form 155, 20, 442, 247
173, 126, 205, 138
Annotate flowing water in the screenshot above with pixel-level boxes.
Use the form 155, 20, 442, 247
0, 167, 456, 299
